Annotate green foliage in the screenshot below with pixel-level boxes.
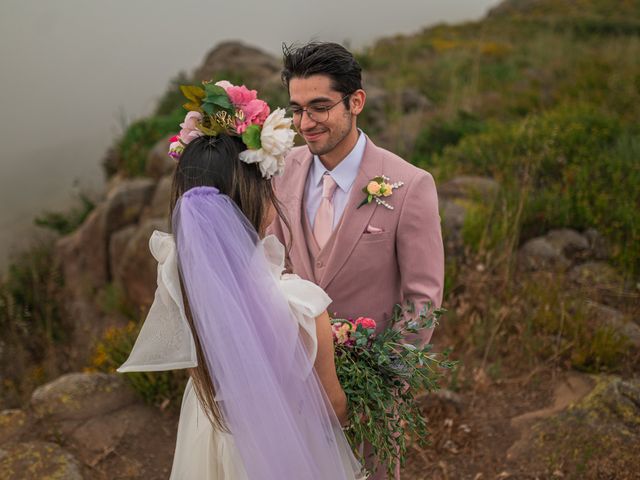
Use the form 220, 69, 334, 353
241, 124, 262, 150
523, 276, 631, 372
91, 321, 186, 407
0, 243, 67, 407
117, 109, 185, 177
435, 105, 639, 276
34, 193, 95, 235
412, 110, 485, 165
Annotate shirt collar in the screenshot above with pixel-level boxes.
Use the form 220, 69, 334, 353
310, 130, 367, 192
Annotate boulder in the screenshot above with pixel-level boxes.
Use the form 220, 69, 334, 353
0, 410, 28, 445
0, 441, 83, 480
104, 178, 156, 235
439, 199, 468, 257
141, 175, 173, 221
115, 218, 169, 308
518, 236, 571, 271
438, 176, 500, 202
69, 404, 158, 464
400, 88, 432, 113
109, 225, 138, 280
544, 228, 589, 261
584, 228, 611, 260
507, 376, 640, 478
145, 136, 176, 180
586, 302, 640, 348
193, 41, 280, 86
57, 203, 109, 297
568, 261, 624, 289
30, 373, 137, 425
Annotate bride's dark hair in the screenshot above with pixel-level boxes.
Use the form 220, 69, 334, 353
169, 134, 290, 430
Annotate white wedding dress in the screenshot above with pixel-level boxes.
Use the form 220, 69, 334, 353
118, 231, 365, 479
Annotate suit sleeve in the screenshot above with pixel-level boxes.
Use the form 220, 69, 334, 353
396, 170, 444, 345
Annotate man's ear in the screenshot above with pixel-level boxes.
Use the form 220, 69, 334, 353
350, 89, 366, 116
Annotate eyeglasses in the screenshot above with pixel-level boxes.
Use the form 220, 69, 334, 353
288, 94, 351, 124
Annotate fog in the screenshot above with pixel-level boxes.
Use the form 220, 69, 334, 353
0, 0, 500, 268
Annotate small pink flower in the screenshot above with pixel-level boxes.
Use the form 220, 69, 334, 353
236, 99, 270, 133
225, 85, 258, 106
355, 317, 377, 330
179, 111, 204, 144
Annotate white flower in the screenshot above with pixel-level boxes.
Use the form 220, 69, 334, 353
239, 108, 296, 179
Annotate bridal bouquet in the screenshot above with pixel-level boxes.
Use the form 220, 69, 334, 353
331, 303, 454, 477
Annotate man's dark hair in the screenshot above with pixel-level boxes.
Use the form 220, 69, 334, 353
282, 42, 362, 108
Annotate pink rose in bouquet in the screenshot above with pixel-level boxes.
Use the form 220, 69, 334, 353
354, 317, 376, 330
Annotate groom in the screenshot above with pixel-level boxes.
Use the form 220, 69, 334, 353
268, 42, 444, 479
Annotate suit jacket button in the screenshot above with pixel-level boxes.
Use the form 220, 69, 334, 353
316, 261, 323, 268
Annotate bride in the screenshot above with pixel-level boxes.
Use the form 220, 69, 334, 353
117, 81, 366, 479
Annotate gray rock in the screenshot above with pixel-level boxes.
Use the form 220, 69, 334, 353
116, 218, 169, 308
0, 410, 28, 445
400, 88, 432, 113
69, 404, 157, 464
30, 373, 137, 423
142, 174, 173, 221
438, 176, 500, 202
586, 302, 640, 348
104, 178, 156, 235
545, 229, 589, 261
518, 237, 570, 271
440, 199, 468, 257
193, 41, 280, 86
506, 376, 640, 478
0, 441, 83, 480
584, 228, 611, 260
109, 225, 138, 280
146, 136, 176, 180
569, 261, 624, 289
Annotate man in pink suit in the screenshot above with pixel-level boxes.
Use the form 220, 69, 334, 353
268, 42, 445, 479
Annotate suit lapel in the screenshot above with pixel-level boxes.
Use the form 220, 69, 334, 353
284, 152, 314, 281
320, 138, 383, 289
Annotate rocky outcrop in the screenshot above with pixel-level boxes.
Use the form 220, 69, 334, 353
0, 441, 83, 480
0, 372, 177, 479
507, 376, 640, 478
193, 41, 281, 89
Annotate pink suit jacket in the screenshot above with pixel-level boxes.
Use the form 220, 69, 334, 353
269, 136, 444, 345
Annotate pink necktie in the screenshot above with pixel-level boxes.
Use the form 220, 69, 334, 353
313, 174, 338, 249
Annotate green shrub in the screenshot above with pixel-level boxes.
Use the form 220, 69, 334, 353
0, 243, 67, 407
34, 193, 95, 235
435, 104, 639, 276
117, 109, 185, 177
91, 322, 187, 407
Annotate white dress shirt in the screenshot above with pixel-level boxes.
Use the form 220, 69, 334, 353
304, 131, 367, 230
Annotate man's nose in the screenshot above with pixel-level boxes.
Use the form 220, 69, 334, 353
299, 110, 317, 131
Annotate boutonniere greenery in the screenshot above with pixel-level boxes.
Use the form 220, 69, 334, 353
357, 175, 404, 210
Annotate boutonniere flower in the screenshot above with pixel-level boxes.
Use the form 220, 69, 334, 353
357, 175, 404, 210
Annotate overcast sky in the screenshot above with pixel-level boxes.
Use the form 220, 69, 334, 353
0, 0, 501, 265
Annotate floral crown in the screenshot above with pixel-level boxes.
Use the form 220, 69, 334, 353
168, 80, 296, 179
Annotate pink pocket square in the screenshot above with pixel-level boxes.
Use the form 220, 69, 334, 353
365, 225, 384, 233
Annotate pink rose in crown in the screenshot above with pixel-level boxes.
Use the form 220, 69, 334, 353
236, 99, 270, 133
179, 111, 204, 144
222, 84, 271, 133
355, 317, 377, 330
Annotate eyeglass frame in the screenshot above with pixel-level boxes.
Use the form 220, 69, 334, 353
287, 94, 352, 124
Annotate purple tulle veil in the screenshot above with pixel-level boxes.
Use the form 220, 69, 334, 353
173, 186, 362, 479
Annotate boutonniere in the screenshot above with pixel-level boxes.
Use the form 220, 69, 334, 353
357, 175, 404, 210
